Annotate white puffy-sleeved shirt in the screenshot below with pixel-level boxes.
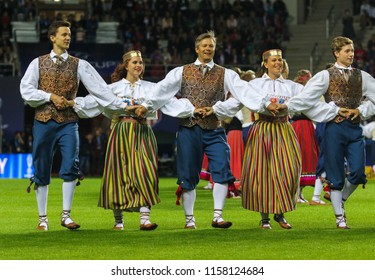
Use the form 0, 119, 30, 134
75, 78, 197, 120
287, 63, 375, 121
141, 59, 267, 119
20, 50, 126, 118
212, 73, 306, 120
248, 74, 304, 117
103, 79, 158, 119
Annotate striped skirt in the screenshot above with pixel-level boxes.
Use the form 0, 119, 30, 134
98, 121, 160, 210
241, 120, 302, 213
291, 119, 319, 186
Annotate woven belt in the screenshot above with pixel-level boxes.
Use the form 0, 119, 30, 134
119, 116, 147, 125
258, 114, 288, 123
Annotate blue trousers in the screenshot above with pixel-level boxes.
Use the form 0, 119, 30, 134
176, 125, 234, 190
324, 120, 366, 190
315, 122, 326, 177
32, 120, 80, 186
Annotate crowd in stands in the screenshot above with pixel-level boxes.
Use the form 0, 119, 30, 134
1, 0, 292, 73
351, 0, 375, 77
1, 0, 294, 155
111, 0, 291, 70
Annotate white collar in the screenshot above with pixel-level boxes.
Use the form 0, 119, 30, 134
334, 62, 352, 71
262, 73, 285, 82
123, 78, 141, 85
50, 51, 68, 61
194, 59, 214, 70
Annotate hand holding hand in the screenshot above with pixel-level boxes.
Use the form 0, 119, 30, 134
195, 106, 214, 118
338, 107, 349, 118
126, 105, 140, 113
193, 107, 206, 118
339, 107, 359, 120
65, 99, 75, 108
203, 106, 214, 117
267, 103, 286, 116
133, 105, 148, 118
51, 94, 67, 110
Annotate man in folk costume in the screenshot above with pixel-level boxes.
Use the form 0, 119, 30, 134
132, 31, 279, 229
281, 36, 375, 229
20, 21, 128, 231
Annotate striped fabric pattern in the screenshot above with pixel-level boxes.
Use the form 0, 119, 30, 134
98, 121, 160, 210
241, 120, 302, 213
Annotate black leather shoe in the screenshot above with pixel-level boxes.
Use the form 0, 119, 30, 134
259, 218, 272, 229
211, 220, 232, 228
61, 220, 80, 230
273, 214, 292, 229
140, 223, 158, 230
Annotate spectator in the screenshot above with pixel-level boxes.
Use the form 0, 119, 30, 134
86, 14, 98, 43
13, 131, 25, 153
342, 9, 356, 40
273, 0, 289, 23
25, 134, 33, 153
39, 12, 51, 42
75, 24, 86, 43
360, 9, 373, 30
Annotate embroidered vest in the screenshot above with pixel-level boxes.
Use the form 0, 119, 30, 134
179, 64, 225, 130
34, 54, 79, 123
325, 67, 362, 124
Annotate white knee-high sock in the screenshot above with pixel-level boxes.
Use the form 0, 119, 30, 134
36, 185, 48, 216
213, 183, 228, 221
342, 180, 358, 202
62, 180, 76, 211
140, 206, 151, 225
213, 183, 228, 210
182, 189, 196, 216
312, 178, 324, 201
330, 190, 343, 216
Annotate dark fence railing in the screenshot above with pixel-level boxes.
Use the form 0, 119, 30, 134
326, 5, 336, 39
309, 42, 319, 74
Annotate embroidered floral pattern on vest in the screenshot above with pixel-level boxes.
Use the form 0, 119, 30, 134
179, 64, 225, 130
35, 54, 79, 123
325, 67, 362, 124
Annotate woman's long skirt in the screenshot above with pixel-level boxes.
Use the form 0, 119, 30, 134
241, 120, 302, 214
98, 121, 160, 210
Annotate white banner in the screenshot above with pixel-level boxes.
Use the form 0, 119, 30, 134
0, 260, 372, 280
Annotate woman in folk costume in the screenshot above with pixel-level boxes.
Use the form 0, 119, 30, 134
213, 50, 341, 229
98, 50, 192, 230
238, 49, 304, 229
98, 50, 160, 231
290, 69, 320, 204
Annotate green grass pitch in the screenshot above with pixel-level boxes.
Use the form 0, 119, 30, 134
1, 177, 375, 260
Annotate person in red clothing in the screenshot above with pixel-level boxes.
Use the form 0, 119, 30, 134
290, 69, 319, 203
200, 153, 214, 190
